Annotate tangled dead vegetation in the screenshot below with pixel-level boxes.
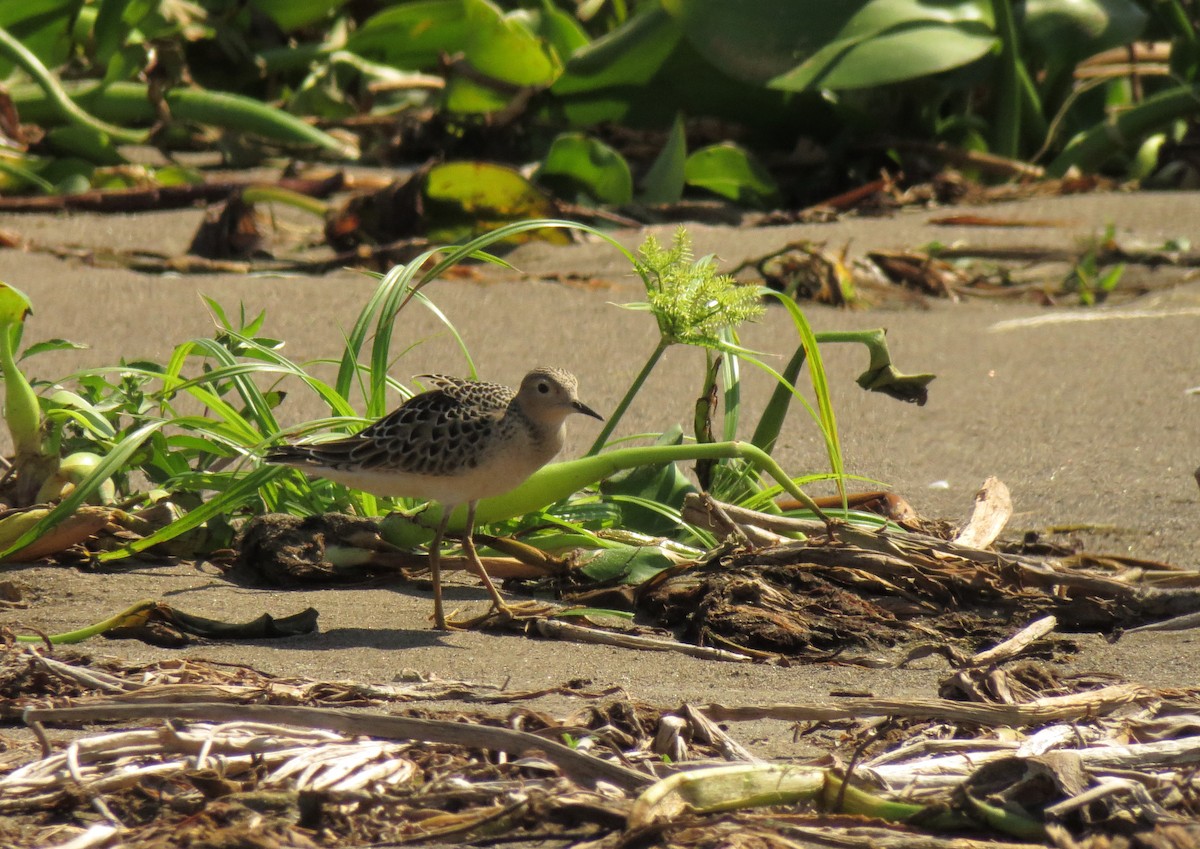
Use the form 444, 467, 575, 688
221, 483, 1200, 666
6, 479, 1200, 845
5, 628, 1200, 849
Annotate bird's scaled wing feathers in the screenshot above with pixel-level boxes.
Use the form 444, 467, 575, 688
267, 380, 515, 477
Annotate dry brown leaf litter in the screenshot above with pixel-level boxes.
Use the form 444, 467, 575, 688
2, 639, 1200, 848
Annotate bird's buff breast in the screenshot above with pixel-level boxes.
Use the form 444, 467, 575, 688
315, 440, 556, 504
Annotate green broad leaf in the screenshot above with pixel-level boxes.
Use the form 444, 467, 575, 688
92, 0, 152, 66
0, 0, 77, 75
601, 464, 696, 536
639, 112, 687, 204
443, 75, 513, 114
347, 0, 469, 69
463, 0, 561, 87
771, 24, 995, 90
599, 425, 697, 537
0, 281, 33, 326
536, 132, 633, 205
663, 0, 995, 91
422, 162, 568, 243
153, 165, 204, 187
533, 0, 590, 62
249, 0, 347, 31
684, 143, 779, 208
20, 338, 86, 360
578, 544, 676, 585
545, 4, 800, 131
552, 5, 681, 95
0, 0, 74, 27
100, 44, 147, 88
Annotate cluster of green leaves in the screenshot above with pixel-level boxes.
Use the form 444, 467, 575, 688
634, 231, 764, 347
2, 0, 1196, 203
0, 221, 931, 587
1063, 224, 1127, 306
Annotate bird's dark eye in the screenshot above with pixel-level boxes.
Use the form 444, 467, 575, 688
538, 381, 550, 394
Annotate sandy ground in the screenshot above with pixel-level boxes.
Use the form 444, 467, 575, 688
1, 189, 1199, 760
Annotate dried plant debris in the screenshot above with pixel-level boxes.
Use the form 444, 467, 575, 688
6, 648, 1200, 848
233, 512, 419, 585
656, 492, 1200, 663
0, 648, 620, 719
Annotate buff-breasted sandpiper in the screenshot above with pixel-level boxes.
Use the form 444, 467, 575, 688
265, 367, 603, 629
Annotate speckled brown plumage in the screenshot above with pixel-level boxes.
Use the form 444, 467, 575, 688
263, 367, 603, 629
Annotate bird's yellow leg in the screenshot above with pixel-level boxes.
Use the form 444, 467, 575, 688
430, 511, 452, 630
442, 502, 555, 629
456, 501, 513, 619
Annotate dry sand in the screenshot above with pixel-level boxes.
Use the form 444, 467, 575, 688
2, 190, 1199, 759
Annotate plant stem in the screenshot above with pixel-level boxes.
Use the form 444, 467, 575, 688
812, 329, 888, 369
241, 185, 330, 217
0, 26, 148, 145
407, 440, 832, 536
0, 323, 40, 460
989, 0, 1022, 159
14, 599, 157, 644
587, 336, 670, 455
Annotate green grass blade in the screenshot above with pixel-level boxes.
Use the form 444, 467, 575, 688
96, 465, 288, 561
762, 290, 845, 500
183, 338, 280, 434
750, 341, 808, 453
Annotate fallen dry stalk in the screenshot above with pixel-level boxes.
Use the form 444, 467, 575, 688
702, 682, 1153, 727
535, 618, 753, 662
23, 701, 652, 791
0, 722, 416, 813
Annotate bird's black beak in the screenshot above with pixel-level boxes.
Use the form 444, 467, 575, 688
574, 401, 604, 421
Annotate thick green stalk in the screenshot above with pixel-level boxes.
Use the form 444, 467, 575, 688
988, 0, 1022, 159
815, 329, 886, 367
240, 186, 330, 217
0, 282, 61, 505
0, 323, 40, 460
587, 336, 670, 455
7, 80, 358, 159
0, 26, 147, 145
383, 441, 830, 546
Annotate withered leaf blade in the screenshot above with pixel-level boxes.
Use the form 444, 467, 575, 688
855, 361, 935, 405
103, 602, 318, 646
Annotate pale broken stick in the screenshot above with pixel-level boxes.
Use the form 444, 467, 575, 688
966, 614, 1057, 668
